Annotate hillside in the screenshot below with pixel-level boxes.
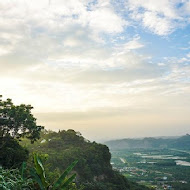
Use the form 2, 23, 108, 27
105, 134, 190, 150
21, 130, 150, 190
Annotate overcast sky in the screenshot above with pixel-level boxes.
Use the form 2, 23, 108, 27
0, 0, 190, 141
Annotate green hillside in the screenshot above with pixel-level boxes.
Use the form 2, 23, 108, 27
21, 129, 150, 190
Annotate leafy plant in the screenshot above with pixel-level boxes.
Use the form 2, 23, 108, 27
31, 154, 78, 190
0, 166, 33, 190
20, 161, 27, 180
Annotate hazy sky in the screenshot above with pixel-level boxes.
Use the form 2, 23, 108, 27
0, 0, 190, 141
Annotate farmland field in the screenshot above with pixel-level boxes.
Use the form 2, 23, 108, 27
110, 148, 190, 190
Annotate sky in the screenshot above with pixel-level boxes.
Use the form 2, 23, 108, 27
0, 0, 190, 141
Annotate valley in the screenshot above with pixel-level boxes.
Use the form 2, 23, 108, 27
110, 148, 190, 190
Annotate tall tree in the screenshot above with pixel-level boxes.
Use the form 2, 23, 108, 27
0, 95, 44, 143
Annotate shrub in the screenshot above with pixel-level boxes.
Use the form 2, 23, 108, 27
0, 136, 29, 168
0, 166, 33, 190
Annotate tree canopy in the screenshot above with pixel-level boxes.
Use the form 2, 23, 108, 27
0, 136, 29, 168
22, 130, 150, 190
0, 95, 43, 143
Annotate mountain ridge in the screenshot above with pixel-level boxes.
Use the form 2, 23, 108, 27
104, 134, 190, 150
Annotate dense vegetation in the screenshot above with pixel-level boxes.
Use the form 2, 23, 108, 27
0, 95, 43, 168
0, 95, 43, 143
0, 95, 149, 190
0, 136, 29, 168
21, 130, 150, 190
0, 167, 33, 189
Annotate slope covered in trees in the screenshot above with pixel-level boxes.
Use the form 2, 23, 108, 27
21, 130, 150, 190
1, 95, 150, 189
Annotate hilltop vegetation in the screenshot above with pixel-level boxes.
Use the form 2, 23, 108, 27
0, 95, 150, 190
21, 129, 150, 190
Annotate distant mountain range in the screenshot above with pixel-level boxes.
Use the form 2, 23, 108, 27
105, 134, 190, 150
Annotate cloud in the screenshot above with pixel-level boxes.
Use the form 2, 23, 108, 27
0, 0, 190, 139
141, 11, 174, 36
124, 0, 190, 36
120, 36, 144, 51
88, 6, 126, 34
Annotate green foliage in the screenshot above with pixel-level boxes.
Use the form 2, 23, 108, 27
0, 166, 33, 190
52, 160, 78, 190
0, 136, 29, 168
21, 130, 149, 190
31, 154, 49, 190
0, 95, 43, 143
154, 160, 176, 166
0, 155, 79, 190
31, 154, 77, 190
20, 162, 27, 180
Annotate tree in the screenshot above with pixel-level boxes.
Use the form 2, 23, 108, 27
0, 136, 29, 168
0, 95, 44, 143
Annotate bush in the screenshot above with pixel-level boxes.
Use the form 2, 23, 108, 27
0, 136, 29, 168
0, 167, 33, 190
